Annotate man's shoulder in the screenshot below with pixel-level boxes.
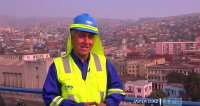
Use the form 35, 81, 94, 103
94, 54, 106, 58
53, 55, 68, 61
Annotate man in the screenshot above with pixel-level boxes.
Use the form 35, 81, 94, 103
42, 13, 125, 106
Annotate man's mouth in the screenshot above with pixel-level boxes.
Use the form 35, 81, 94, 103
81, 46, 89, 50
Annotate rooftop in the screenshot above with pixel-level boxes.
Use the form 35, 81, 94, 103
115, 49, 131, 53
164, 83, 184, 88
159, 41, 199, 43
146, 64, 191, 69
119, 74, 144, 81
126, 80, 151, 86
127, 61, 153, 65
0, 52, 49, 56
0, 58, 24, 66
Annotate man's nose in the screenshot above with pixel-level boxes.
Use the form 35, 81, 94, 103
83, 36, 89, 44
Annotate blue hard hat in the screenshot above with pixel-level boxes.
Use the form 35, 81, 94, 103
72, 13, 98, 34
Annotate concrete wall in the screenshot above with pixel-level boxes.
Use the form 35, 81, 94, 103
0, 65, 25, 88
25, 59, 53, 90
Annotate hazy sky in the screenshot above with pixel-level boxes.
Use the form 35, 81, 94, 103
0, 0, 200, 19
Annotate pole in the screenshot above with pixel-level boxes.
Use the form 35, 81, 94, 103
12, 91, 13, 103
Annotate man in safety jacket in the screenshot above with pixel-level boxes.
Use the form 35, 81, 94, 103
42, 13, 125, 106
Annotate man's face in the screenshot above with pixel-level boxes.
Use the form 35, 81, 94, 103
71, 30, 94, 56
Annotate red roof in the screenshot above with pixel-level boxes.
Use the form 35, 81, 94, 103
47, 42, 56, 48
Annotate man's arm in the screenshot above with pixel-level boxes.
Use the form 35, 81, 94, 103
42, 63, 85, 106
105, 60, 126, 106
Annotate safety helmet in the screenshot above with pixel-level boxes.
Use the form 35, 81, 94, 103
66, 13, 103, 56
70, 13, 98, 34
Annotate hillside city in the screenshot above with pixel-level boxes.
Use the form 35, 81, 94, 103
0, 12, 200, 106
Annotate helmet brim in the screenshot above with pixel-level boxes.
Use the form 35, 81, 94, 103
71, 28, 98, 34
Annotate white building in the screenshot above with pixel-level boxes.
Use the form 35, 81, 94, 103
120, 80, 152, 106
0, 53, 50, 61
124, 80, 152, 98
115, 39, 131, 57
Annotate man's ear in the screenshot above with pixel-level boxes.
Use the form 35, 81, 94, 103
71, 35, 74, 44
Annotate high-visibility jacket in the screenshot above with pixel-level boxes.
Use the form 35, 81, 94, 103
50, 53, 125, 105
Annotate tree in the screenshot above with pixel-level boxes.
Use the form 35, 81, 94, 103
145, 90, 168, 106
147, 90, 168, 99
183, 72, 200, 102
166, 71, 186, 84
107, 53, 112, 57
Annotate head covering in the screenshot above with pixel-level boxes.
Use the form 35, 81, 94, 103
66, 13, 104, 56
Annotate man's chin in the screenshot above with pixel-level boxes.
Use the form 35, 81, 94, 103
79, 51, 90, 56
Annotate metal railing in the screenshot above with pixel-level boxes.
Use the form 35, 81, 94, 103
0, 86, 200, 106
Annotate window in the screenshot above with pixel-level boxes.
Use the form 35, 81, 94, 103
188, 71, 190, 74
132, 70, 134, 72
184, 71, 186, 74
33, 56, 35, 58
149, 86, 151, 89
137, 95, 142, 98
180, 71, 182, 73
129, 87, 131, 91
179, 91, 184, 96
36, 67, 38, 70
145, 88, 147, 92
46, 55, 48, 57
36, 75, 38, 79
129, 70, 131, 72
171, 90, 174, 95
27, 56, 30, 59
129, 66, 131, 68
138, 89, 141, 93
132, 66, 134, 68
148, 76, 150, 79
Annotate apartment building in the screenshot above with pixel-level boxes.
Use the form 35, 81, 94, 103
146, 64, 193, 90
113, 58, 127, 75
127, 61, 154, 78
182, 49, 200, 55
156, 42, 200, 55
193, 65, 200, 74
127, 57, 165, 65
